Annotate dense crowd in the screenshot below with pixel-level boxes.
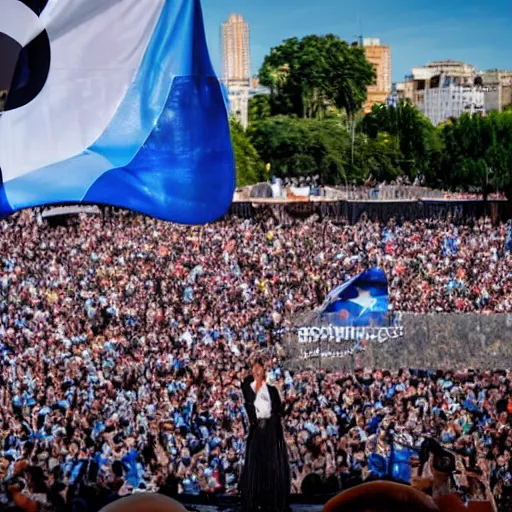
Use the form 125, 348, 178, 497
1, 210, 512, 510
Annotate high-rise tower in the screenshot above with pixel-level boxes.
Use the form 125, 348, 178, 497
221, 14, 251, 87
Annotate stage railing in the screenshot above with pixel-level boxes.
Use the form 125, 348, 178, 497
228, 199, 511, 224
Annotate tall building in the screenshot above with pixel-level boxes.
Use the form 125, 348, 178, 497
221, 14, 251, 87
395, 80, 414, 103
399, 61, 512, 122
362, 38, 392, 114
400, 61, 477, 110
221, 14, 251, 128
227, 85, 250, 129
422, 74, 485, 126
482, 70, 512, 112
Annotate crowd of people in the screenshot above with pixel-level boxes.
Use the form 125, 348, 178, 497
1, 210, 512, 511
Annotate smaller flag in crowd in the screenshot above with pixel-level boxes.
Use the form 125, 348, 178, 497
319, 268, 389, 327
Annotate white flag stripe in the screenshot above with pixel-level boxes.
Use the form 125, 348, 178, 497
0, 0, 164, 183
0, 0, 44, 46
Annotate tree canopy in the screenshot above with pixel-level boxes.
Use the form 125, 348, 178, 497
259, 35, 375, 119
248, 117, 351, 185
230, 118, 265, 188
361, 101, 441, 178
229, 33, 512, 201
350, 133, 403, 184
248, 95, 271, 124
435, 111, 512, 198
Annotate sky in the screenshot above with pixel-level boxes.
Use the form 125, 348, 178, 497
201, 0, 512, 82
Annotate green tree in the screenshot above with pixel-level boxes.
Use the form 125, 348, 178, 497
248, 94, 271, 124
485, 112, 512, 198
439, 114, 490, 196
350, 133, 402, 183
230, 117, 265, 187
361, 101, 440, 178
437, 111, 512, 199
248, 116, 351, 185
259, 35, 375, 119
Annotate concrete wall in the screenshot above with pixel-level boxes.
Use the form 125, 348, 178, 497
282, 313, 512, 372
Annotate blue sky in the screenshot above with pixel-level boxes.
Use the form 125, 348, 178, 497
202, 0, 512, 82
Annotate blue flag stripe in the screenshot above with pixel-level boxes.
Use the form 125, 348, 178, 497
320, 268, 390, 327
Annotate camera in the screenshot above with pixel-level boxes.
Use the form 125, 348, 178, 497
419, 438, 456, 476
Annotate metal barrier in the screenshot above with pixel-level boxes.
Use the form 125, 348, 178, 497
228, 199, 511, 224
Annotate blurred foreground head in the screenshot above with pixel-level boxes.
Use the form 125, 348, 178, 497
323, 481, 439, 512
100, 494, 188, 512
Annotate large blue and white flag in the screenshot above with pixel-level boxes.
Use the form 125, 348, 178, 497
320, 268, 390, 327
0, 0, 235, 224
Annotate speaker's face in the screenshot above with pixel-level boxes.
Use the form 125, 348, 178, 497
0, 0, 51, 111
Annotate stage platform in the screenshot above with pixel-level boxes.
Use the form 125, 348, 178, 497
184, 506, 322, 512
180, 494, 329, 512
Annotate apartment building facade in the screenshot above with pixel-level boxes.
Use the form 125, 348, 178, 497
221, 14, 251, 87
422, 75, 485, 125
221, 14, 251, 127
362, 38, 392, 114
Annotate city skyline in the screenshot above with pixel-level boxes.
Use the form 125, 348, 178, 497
202, 0, 512, 83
